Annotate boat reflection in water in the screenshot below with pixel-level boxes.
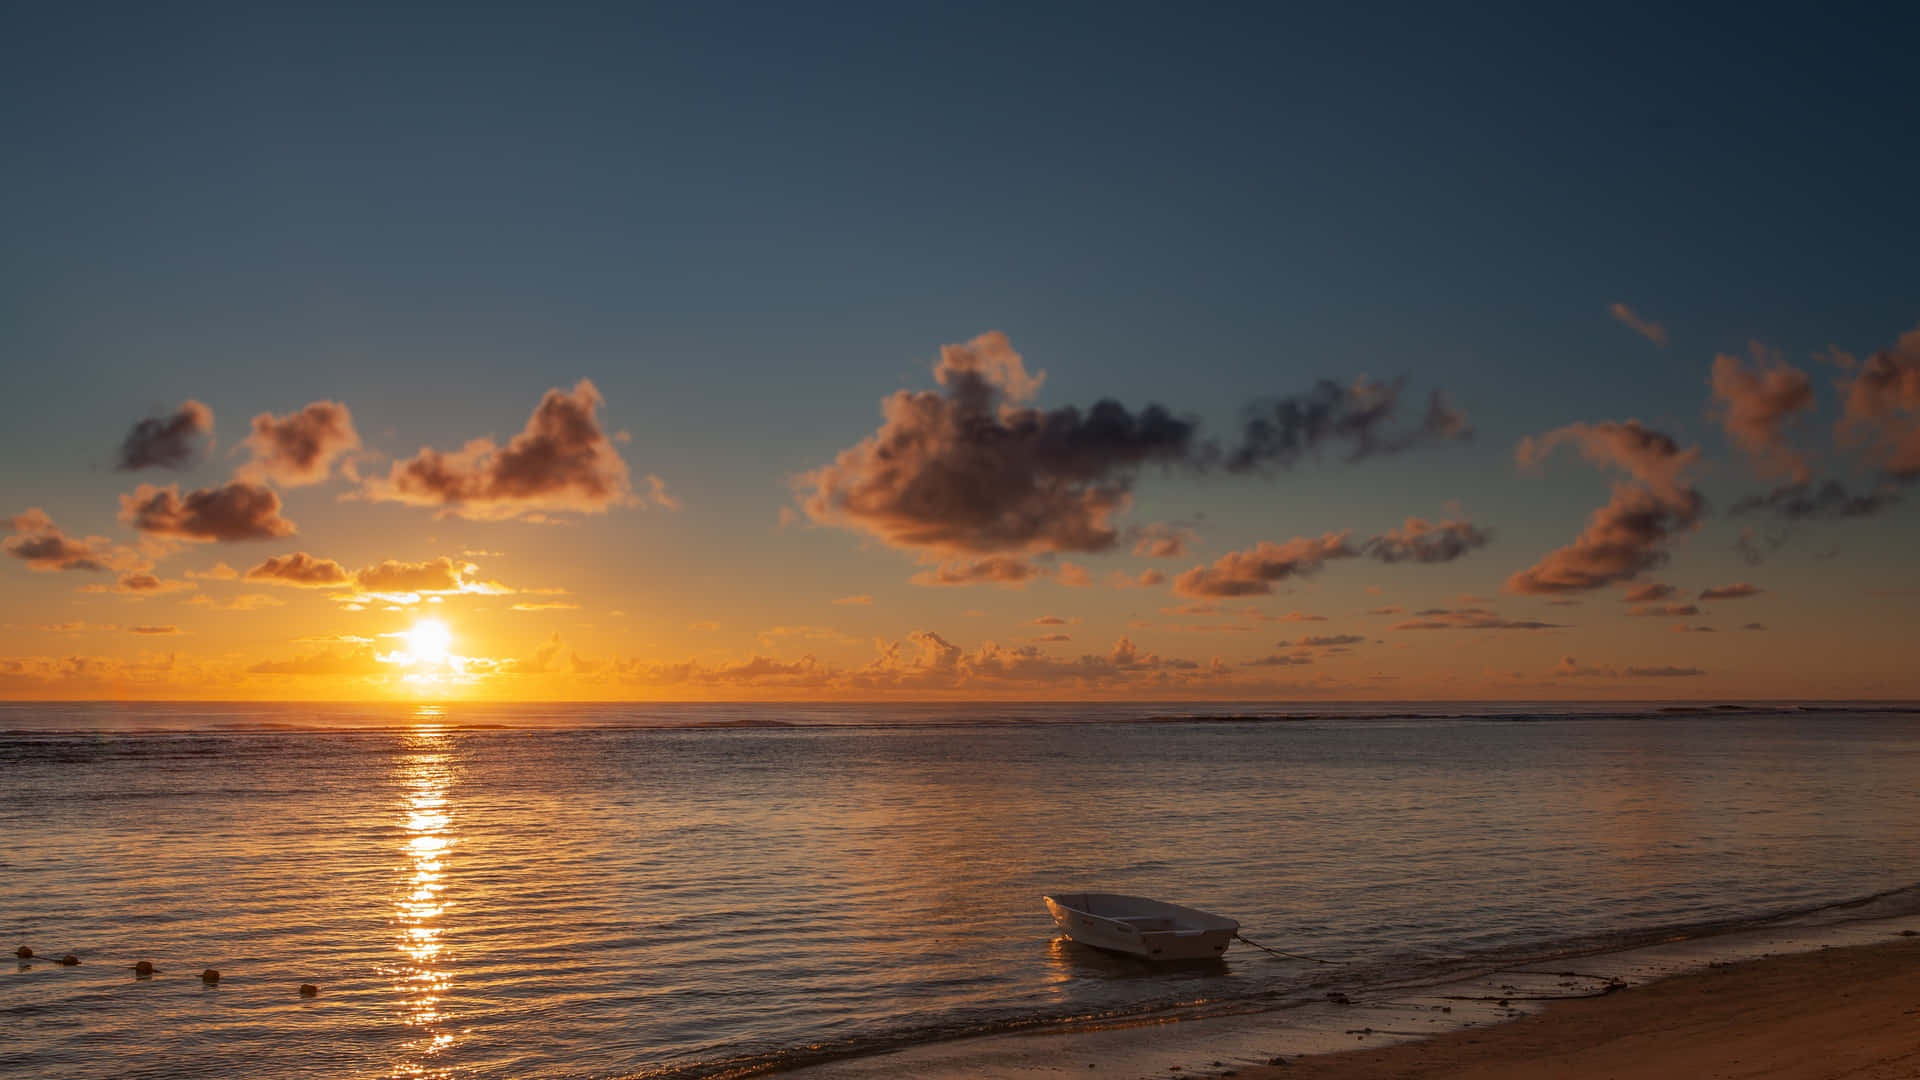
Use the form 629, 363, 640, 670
390, 711, 456, 1078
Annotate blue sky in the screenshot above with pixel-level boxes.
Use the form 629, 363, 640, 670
2, 3, 1915, 699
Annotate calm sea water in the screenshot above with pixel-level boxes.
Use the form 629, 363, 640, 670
3, 701, 1918, 1078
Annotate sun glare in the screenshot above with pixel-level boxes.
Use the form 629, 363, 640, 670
407, 619, 453, 666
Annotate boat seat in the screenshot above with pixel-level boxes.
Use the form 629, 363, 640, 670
1115, 917, 1179, 931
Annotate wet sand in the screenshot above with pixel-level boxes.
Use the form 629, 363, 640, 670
1244, 936, 1920, 1080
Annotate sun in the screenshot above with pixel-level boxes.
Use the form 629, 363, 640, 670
406, 619, 453, 666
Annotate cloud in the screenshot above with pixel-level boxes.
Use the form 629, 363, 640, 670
4, 508, 115, 572
128, 625, 181, 635
1034, 633, 1072, 642
800, 333, 1201, 559
1835, 325, 1920, 478
1174, 532, 1356, 596
1057, 562, 1094, 587
119, 481, 297, 542
1285, 634, 1366, 647
1257, 611, 1329, 622
354, 557, 463, 593
1173, 517, 1490, 597
911, 555, 1046, 587
1507, 421, 1704, 595
832, 594, 873, 606
1710, 348, 1814, 483
80, 572, 195, 595
186, 562, 239, 581
1225, 377, 1470, 472
1743, 622, 1768, 631
1131, 569, 1166, 588
1699, 583, 1763, 600
366, 379, 638, 519
799, 333, 1470, 570
511, 601, 581, 611
1131, 524, 1195, 559
1628, 603, 1700, 617
1243, 653, 1314, 667
1390, 608, 1562, 631
116, 400, 213, 471
244, 552, 352, 587
1364, 517, 1492, 564
38, 622, 120, 633
644, 474, 681, 511
239, 401, 360, 486
1554, 655, 1703, 677
1608, 303, 1668, 347
1730, 480, 1900, 521
1366, 606, 1403, 615
1031, 615, 1073, 625
1672, 624, 1716, 633
1621, 583, 1675, 603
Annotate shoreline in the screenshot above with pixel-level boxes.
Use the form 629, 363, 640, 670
1245, 934, 1920, 1079
782, 914, 1920, 1079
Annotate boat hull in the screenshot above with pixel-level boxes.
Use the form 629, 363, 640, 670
1043, 892, 1238, 960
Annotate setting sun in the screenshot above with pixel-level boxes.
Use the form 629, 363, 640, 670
406, 619, 453, 666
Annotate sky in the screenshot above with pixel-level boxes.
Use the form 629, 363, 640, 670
2, 3, 1915, 701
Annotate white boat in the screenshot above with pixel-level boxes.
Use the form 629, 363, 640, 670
1043, 892, 1239, 960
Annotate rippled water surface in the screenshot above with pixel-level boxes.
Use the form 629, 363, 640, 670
3, 702, 1918, 1078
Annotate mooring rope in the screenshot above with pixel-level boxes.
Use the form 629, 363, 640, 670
1234, 932, 1343, 965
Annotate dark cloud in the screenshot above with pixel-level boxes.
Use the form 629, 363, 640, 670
1243, 653, 1314, 667
1710, 348, 1814, 483
1390, 608, 1562, 631
1730, 480, 1900, 521
1672, 624, 1717, 633
1621, 583, 1675, 603
1225, 378, 1470, 472
1507, 421, 1704, 595
1031, 615, 1072, 625
244, 552, 352, 588
1286, 634, 1365, 647
4, 509, 112, 572
1699, 583, 1763, 600
119, 482, 297, 542
79, 572, 195, 595
800, 333, 1470, 570
368, 379, 640, 519
116, 401, 213, 471
1363, 517, 1492, 563
1835, 325, 1920, 478
1366, 606, 1403, 615
1743, 622, 1768, 631
802, 333, 1200, 558
241, 401, 360, 486
1034, 633, 1072, 643
1629, 665, 1707, 677
1627, 603, 1700, 617
128, 625, 181, 635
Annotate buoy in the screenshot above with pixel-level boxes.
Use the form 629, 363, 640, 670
201, 969, 220, 984
14, 946, 30, 959
134, 961, 155, 976
58, 954, 80, 966
299, 983, 318, 997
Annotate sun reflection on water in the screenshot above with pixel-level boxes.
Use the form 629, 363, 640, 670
389, 718, 456, 1078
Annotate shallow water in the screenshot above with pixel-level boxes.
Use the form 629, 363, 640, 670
3, 702, 1917, 1078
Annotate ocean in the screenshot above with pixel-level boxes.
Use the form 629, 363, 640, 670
4, 701, 1918, 1078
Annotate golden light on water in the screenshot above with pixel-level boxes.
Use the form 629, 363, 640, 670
389, 720, 456, 1078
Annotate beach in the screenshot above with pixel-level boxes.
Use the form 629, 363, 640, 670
1248, 936, 1920, 1080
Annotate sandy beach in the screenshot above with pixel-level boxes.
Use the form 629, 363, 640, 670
1242, 936, 1920, 1080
